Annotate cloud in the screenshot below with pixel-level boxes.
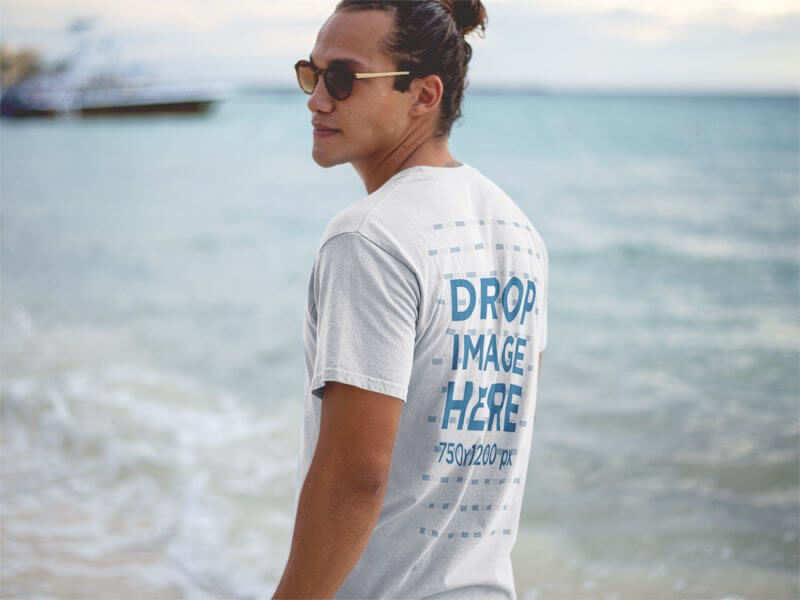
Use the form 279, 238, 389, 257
0, 0, 797, 90
465, 2, 799, 90
532, 0, 799, 23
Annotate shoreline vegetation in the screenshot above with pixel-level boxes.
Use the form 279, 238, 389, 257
1, 43, 44, 89
1, 42, 74, 90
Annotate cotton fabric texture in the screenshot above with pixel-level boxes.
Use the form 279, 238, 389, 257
294, 162, 549, 599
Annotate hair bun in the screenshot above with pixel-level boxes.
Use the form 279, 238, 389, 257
440, 0, 488, 37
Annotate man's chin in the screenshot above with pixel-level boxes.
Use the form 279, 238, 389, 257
311, 149, 346, 168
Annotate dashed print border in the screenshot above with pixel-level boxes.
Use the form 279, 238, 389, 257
431, 217, 530, 232
430, 415, 530, 428
427, 217, 541, 260
427, 413, 530, 428
429, 246, 541, 260
420, 473, 523, 486
424, 501, 510, 512
418, 526, 514, 539
439, 268, 539, 283
415, 472, 521, 541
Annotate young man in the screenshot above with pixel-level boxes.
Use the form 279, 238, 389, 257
273, 1, 548, 598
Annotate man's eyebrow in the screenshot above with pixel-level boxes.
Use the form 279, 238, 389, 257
309, 54, 368, 70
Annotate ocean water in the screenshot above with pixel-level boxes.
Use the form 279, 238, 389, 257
1, 91, 798, 599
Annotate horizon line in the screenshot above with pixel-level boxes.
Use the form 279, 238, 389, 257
234, 82, 800, 98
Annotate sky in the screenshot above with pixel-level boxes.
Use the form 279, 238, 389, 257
1, 0, 798, 92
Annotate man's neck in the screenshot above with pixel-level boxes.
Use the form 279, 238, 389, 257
356, 135, 459, 195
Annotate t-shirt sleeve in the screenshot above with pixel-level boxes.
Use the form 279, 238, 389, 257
310, 231, 419, 402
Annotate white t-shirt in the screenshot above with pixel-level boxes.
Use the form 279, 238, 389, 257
294, 162, 549, 600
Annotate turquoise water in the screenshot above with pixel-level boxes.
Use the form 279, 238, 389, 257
2, 91, 798, 599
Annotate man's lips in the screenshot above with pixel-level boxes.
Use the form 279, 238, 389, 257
313, 125, 340, 137
312, 120, 339, 132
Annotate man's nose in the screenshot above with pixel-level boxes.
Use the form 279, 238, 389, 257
307, 75, 333, 113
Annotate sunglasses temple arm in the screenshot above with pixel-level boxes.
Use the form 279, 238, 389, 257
353, 71, 411, 79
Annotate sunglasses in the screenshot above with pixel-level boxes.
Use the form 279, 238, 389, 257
294, 59, 414, 101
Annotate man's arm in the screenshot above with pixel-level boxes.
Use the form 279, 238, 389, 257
272, 381, 405, 599
538, 351, 543, 375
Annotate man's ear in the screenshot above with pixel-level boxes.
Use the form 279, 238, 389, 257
409, 74, 443, 115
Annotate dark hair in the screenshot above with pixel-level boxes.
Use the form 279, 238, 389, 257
334, 0, 488, 138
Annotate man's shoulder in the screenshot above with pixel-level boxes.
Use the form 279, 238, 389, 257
316, 179, 417, 254
317, 199, 368, 250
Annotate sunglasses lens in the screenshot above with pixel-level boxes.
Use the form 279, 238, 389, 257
295, 63, 316, 94
325, 65, 353, 100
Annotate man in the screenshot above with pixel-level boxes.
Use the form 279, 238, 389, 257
273, 1, 548, 598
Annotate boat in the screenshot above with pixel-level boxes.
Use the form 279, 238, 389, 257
1, 74, 226, 118
1, 17, 229, 118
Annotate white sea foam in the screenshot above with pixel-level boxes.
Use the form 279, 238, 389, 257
2, 305, 298, 599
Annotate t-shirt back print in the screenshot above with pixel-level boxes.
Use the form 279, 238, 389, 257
296, 163, 549, 600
